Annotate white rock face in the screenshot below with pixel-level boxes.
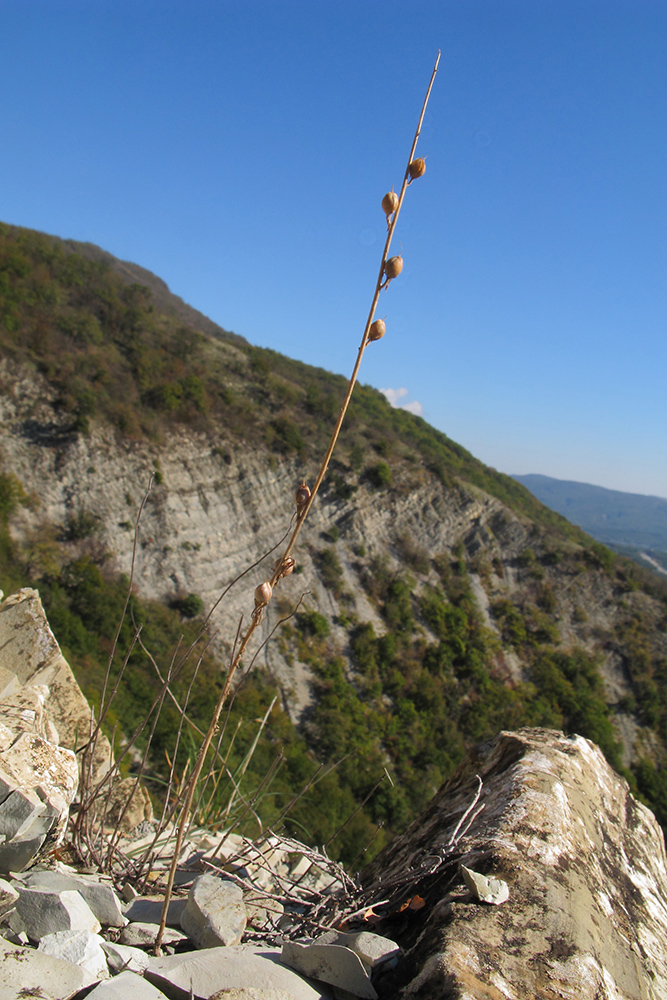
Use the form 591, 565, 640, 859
0, 588, 152, 872
282, 941, 378, 999
0, 879, 19, 918
101, 939, 151, 974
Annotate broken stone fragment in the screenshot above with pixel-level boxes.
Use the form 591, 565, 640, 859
84, 969, 171, 999
281, 941, 378, 1000
22, 867, 126, 926
123, 894, 188, 926
0, 731, 78, 873
38, 927, 109, 979
0, 876, 19, 917
180, 873, 247, 948
119, 920, 188, 948
315, 929, 400, 971
460, 864, 510, 905
0, 934, 98, 998
101, 938, 151, 974
13, 885, 101, 941
145, 944, 328, 1000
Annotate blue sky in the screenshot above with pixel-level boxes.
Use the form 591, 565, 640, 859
2, 1, 666, 497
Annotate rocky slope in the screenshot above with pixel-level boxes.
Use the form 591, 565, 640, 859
1, 593, 666, 1000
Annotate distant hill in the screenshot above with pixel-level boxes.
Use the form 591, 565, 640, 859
513, 474, 667, 551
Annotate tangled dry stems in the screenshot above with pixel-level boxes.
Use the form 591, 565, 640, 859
68, 51, 442, 953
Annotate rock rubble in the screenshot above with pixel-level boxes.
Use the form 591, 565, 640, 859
2, 588, 667, 998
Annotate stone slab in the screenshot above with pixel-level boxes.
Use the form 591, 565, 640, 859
281, 942, 377, 1000
0, 934, 97, 999
120, 921, 188, 948
146, 945, 332, 1000
84, 970, 171, 999
24, 869, 126, 926
180, 874, 247, 948
14, 886, 101, 940
315, 931, 400, 970
123, 895, 188, 926
101, 938, 151, 974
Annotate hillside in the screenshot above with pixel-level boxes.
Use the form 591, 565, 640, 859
514, 473, 667, 574
2, 221, 667, 859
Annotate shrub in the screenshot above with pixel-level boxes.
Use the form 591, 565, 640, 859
172, 593, 204, 619
367, 461, 392, 489
297, 609, 330, 638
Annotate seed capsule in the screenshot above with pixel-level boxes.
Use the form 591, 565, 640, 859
381, 191, 399, 217
408, 158, 426, 181
254, 581, 273, 607
274, 555, 296, 578
295, 482, 311, 510
384, 256, 403, 280
368, 319, 386, 342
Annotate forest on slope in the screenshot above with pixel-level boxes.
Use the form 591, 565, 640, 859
2, 222, 667, 862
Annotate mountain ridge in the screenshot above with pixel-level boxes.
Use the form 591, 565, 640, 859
514, 473, 667, 553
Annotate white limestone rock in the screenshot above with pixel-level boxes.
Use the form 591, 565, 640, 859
315, 931, 400, 971
24, 868, 126, 926
38, 928, 109, 979
281, 942, 377, 1000
0, 877, 19, 918
180, 873, 247, 948
85, 970, 171, 998
362, 728, 667, 1000
0, 934, 97, 999
120, 920, 188, 948
101, 938, 151, 974
0, 731, 78, 873
14, 885, 101, 941
209, 991, 298, 1000
460, 864, 509, 905
146, 945, 331, 1000
123, 894, 188, 926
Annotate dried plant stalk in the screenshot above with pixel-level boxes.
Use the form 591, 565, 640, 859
154, 51, 440, 953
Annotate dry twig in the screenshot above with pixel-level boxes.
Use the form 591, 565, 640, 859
152, 51, 441, 953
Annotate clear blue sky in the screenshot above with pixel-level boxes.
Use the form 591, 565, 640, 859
2, 1, 666, 497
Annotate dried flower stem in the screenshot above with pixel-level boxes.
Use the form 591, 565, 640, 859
154, 51, 440, 954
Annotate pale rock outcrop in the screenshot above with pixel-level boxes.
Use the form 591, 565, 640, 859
101, 938, 151, 974
0, 588, 152, 873
0, 730, 78, 873
362, 728, 667, 1000
282, 941, 378, 999
0, 588, 107, 762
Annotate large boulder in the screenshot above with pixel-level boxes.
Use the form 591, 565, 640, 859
362, 728, 667, 1000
